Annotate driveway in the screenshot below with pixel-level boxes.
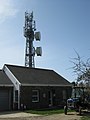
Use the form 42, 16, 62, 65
0, 111, 82, 120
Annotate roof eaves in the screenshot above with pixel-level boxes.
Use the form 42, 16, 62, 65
21, 83, 72, 87
0, 85, 13, 87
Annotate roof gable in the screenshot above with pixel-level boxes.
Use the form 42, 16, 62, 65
5, 64, 71, 86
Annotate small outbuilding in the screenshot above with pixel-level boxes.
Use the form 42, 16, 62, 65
0, 64, 72, 111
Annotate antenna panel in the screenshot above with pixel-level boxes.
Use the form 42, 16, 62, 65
36, 47, 42, 56
35, 32, 41, 41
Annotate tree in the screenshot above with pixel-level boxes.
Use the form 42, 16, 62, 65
70, 51, 90, 99
71, 51, 90, 87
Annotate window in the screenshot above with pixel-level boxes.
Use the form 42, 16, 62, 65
15, 90, 18, 102
63, 90, 66, 100
32, 90, 39, 102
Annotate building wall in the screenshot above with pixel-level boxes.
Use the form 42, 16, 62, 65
20, 86, 72, 110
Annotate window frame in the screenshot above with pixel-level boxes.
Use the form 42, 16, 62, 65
63, 90, 66, 100
32, 90, 39, 102
15, 90, 18, 103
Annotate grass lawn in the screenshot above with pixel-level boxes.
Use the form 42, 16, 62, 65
81, 116, 90, 120
25, 109, 74, 115
26, 109, 90, 120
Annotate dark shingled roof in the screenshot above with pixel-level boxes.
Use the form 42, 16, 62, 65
0, 70, 13, 86
6, 64, 71, 86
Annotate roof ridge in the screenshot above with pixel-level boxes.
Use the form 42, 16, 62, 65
5, 64, 53, 72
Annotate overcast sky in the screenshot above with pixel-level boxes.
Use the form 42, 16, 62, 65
0, 0, 90, 82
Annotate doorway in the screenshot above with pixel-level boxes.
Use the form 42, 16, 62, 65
48, 91, 53, 106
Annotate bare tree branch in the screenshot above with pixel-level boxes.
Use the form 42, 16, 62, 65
70, 50, 90, 83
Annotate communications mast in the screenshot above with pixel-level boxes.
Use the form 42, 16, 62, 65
24, 11, 42, 67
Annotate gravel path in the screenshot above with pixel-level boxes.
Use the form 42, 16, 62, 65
0, 112, 82, 120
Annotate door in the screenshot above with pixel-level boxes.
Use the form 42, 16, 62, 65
48, 91, 53, 106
